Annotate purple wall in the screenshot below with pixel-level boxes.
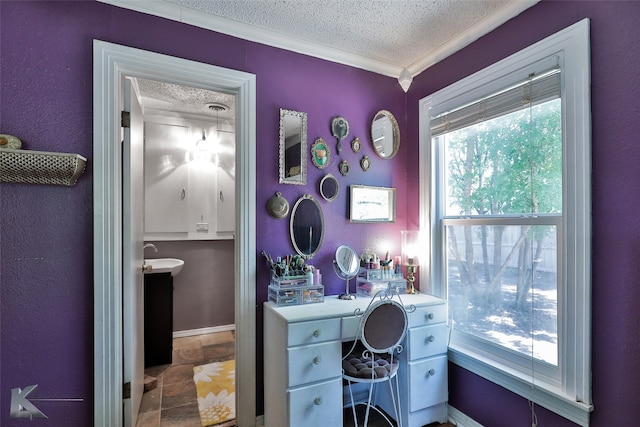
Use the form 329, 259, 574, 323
407, 1, 640, 425
0, 1, 405, 425
2, 0, 639, 426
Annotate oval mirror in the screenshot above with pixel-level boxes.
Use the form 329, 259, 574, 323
279, 108, 307, 185
334, 245, 359, 300
290, 194, 324, 258
370, 110, 400, 159
319, 173, 339, 201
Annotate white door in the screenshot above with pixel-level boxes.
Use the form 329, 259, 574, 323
122, 77, 145, 427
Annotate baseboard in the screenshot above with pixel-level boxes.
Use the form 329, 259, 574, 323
172, 324, 235, 338
255, 414, 264, 426
448, 405, 484, 427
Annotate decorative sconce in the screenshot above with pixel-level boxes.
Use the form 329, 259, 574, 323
401, 230, 420, 294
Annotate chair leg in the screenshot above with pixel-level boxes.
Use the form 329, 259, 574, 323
387, 375, 402, 427
363, 380, 376, 427
347, 380, 359, 427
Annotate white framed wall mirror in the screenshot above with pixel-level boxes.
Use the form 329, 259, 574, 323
279, 108, 307, 185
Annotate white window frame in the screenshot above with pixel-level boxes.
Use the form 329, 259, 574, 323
419, 19, 592, 426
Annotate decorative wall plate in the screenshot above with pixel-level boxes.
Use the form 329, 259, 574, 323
339, 160, 350, 176
360, 155, 370, 171
267, 191, 290, 219
351, 137, 361, 153
311, 138, 330, 169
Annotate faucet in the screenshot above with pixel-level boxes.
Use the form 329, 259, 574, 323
143, 243, 158, 253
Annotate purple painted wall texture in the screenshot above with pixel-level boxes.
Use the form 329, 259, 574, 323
1, 0, 639, 426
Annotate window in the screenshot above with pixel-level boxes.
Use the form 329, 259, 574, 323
419, 19, 592, 426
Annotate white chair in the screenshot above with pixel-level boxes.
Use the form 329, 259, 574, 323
342, 290, 412, 427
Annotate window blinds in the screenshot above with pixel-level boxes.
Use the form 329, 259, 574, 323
430, 69, 560, 137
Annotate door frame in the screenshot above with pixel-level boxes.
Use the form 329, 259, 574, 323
92, 40, 257, 426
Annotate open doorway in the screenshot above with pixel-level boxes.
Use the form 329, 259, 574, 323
93, 40, 256, 427
135, 79, 238, 426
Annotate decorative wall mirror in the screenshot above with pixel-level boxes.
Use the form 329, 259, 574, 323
319, 173, 339, 201
290, 194, 324, 258
279, 108, 307, 185
349, 184, 396, 223
311, 138, 330, 169
370, 110, 400, 159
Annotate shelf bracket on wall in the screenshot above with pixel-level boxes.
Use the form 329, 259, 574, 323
1, 148, 87, 186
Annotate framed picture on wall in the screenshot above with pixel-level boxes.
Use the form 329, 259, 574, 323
349, 185, 396, 223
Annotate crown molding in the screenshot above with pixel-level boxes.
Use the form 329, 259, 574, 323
98, 0, 540, 81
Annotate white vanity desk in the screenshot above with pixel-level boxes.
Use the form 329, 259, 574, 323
264, 293, 448, 427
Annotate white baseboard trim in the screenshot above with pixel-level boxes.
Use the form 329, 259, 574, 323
255, 414, 264, 426
173, 324, 235, 338
448, 405, 484, 427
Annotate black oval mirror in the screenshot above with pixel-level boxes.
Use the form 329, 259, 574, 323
290, 194, 324, 258
319, 174, 339, 201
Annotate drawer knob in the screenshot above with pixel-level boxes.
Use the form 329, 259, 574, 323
314, 397, 323, 406
427, 335, 435, 343
313, 356, 322, 365
426, 312, 435, 320
427, 369, 436, 377
312, 329, 321, 338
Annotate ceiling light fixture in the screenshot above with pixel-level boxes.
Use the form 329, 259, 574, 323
398, 68, 413, 93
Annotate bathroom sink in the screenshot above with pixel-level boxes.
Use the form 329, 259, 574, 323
144, 258, 184, 276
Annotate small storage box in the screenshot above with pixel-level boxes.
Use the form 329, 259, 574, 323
270, 274, 309, 289
359, 268, 383, 281
356, 278, 388, 297
388, 278, 407, 294
268, 284, 324, 306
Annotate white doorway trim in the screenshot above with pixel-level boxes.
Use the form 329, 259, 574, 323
93, 40, 257, 426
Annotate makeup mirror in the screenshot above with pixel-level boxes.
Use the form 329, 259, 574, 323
371, 110, 400, 159
333, 245, 359, 300
319, 174, 339, 201
279, 108, 307, 185
290, 194, 324, 258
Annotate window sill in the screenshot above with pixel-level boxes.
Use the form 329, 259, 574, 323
448, 346, 593, 426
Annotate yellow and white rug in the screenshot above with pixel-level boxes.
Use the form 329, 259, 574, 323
193, 359, 235, 427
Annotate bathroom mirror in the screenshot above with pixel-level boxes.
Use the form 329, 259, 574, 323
350, 184, 396, 223
319, 173, 339, 201
290, 194, 324, 258
279, 108, 307, 185
333, 245, 359, 300
371, 110, 400, 159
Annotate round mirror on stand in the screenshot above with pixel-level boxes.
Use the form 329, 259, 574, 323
333, 245, 360, 300
319, 173, 339, 201
290, 194, 324, 258
370, 110, 400, 159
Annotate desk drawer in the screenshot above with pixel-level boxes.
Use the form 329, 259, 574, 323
408, 355, 448, 412
287, 341, 341, 387
287, 318, 341, 346
409, 303, 447, 328
288, 378, 342, 426
407, 324, 448, 360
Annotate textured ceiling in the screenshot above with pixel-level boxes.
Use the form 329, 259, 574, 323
166, 0, 509, 71
102, 0, 539, 78
110, 0, 540, 116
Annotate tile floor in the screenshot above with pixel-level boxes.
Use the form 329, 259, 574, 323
135, 331, 236, 427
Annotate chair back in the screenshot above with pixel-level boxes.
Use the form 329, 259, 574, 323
359, 295, 408, 355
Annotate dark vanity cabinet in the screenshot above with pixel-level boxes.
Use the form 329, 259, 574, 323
144, 272, 173, 367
